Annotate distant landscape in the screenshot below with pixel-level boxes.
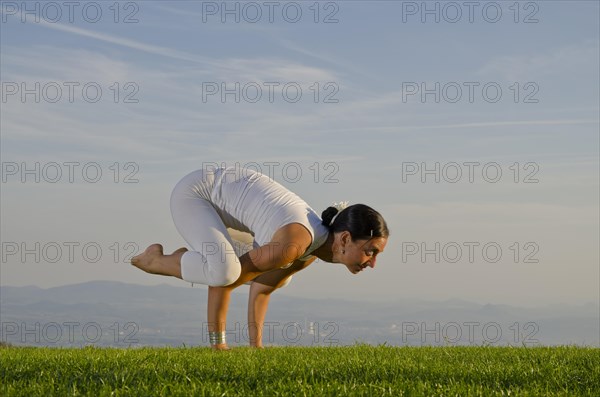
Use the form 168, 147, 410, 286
1, 281, 598, 348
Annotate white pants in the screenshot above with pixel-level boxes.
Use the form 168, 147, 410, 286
170, 169, 293, 287
170, 170, 242, 286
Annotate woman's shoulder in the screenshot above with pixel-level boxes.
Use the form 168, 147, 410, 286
271, 223, 313, 258
272, 223, 313, 243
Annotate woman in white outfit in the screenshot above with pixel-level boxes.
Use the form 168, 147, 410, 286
131, 166, 389, 350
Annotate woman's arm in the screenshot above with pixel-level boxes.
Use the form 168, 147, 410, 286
205, 250, 278, 349
247, 257, 317, 347
207, 224, 312, 349
207, 286, 232, 350
247, 281, 276, 347
223, 223, 312, 289
205, 249, 261, 350
206, 255, 297, 350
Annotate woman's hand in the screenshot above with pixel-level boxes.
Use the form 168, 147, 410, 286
211, 343, 230, 351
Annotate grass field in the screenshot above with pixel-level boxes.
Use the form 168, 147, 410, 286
1, 345, 598, 396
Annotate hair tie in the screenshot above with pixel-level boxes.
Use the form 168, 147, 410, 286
329, 201, 349, 226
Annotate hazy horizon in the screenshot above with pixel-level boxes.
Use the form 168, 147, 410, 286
3, 280, 598, 347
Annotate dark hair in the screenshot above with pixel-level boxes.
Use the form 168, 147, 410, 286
321, 204, 389, 241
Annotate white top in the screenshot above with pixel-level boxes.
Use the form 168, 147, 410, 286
204, 166, 329, 264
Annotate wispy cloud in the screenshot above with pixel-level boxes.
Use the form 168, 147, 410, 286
276, 38, 383, 85
478, 40, 600, 82
16, 17, 224, 67
285, 118, 599, 136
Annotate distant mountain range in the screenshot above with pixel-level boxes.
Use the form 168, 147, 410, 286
1, 281, 598, 347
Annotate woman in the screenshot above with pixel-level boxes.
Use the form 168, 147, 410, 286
131, 166, 389, 350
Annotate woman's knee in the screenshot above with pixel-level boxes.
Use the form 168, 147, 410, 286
209, 263, 241, 287
180, 251, 241, 286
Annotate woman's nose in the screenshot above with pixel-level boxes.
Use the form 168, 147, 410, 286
368, 257, 376, 268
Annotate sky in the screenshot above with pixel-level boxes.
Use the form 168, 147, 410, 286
1, 0, 598, 307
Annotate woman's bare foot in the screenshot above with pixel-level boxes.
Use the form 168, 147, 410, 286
131, 243, 164, 274
131, 244, 185, 279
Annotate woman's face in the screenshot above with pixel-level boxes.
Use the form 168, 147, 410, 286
336, 232, 387, 274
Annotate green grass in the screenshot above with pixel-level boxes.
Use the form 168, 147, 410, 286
1, 345, 599, 396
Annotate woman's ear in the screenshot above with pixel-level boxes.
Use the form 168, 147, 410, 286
340, 230, 351, 246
